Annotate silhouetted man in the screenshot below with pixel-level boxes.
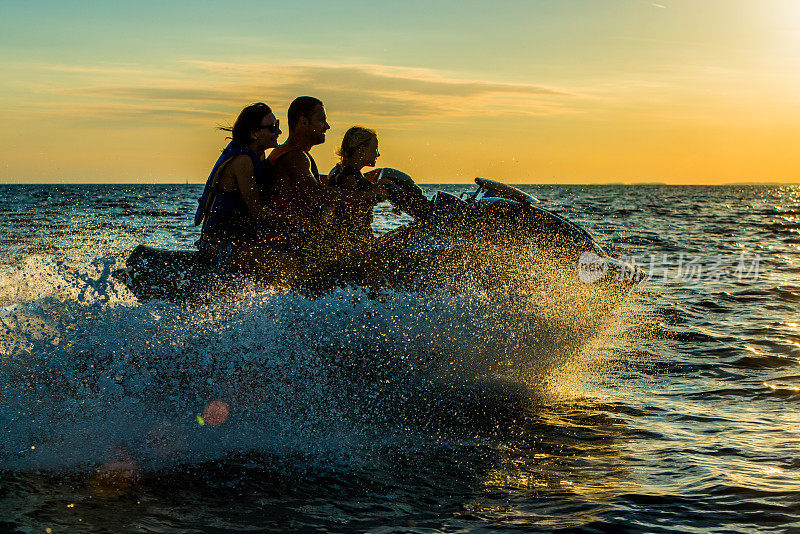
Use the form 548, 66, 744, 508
267, 96, 384, 260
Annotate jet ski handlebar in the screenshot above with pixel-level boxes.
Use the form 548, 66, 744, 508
376, 168, 433, 221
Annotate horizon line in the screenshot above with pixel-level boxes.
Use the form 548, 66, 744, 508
1, 181, 798, 187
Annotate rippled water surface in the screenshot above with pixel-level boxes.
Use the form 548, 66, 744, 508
1, 183, 800, 533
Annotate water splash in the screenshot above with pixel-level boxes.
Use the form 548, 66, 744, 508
0, 254, 632, 475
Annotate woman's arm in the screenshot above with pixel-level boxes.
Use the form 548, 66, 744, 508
227, 155, 278, 220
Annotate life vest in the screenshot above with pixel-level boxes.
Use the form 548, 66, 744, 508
326, 163, 377, 241
328, 163, 373, 191
194, 142, 267, 239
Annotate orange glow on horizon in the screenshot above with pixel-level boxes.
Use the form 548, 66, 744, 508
1, 2, 799, 184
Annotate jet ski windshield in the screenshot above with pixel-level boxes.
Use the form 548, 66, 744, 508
471, 177, 540, 204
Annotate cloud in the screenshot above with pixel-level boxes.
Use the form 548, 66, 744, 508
53, 86, 240, 103
189, 60, 568, 97
8, 99, 227, 125
187, 60, 575, 120
20, 60, 579, 125
34, 64, 153, 76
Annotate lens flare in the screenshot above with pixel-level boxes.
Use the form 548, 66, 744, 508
202, 400, 230, 426
89, 447, 139, 499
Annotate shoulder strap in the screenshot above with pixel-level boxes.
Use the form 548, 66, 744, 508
267, 143, 322, 184
307, 153, 320, 183
267, 143, 300, 165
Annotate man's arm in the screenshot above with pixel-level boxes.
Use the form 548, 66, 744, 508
280, 151, 383, 206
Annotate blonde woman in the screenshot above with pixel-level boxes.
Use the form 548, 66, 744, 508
326, 126, 384, 248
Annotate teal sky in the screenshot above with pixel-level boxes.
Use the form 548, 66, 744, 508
2, 0, 799, 183
3, 1, 606, 63
3, 1, 787, 78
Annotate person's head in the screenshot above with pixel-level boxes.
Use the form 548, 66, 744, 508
227, 102, 281, 150
287, 96, 329, 146
337, 126, 380, 169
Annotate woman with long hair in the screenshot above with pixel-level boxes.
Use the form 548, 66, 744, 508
194, 102, 284, 271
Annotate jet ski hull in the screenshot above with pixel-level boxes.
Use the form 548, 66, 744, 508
115, 179, 643, 305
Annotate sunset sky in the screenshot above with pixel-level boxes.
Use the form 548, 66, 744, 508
1, 0, 799, 184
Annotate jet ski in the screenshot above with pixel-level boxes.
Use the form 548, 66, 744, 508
115, 173, 643, 305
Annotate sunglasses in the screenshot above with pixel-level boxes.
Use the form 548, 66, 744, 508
258, 119, 280, 133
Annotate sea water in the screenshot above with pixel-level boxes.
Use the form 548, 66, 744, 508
1, 183, 799, 533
